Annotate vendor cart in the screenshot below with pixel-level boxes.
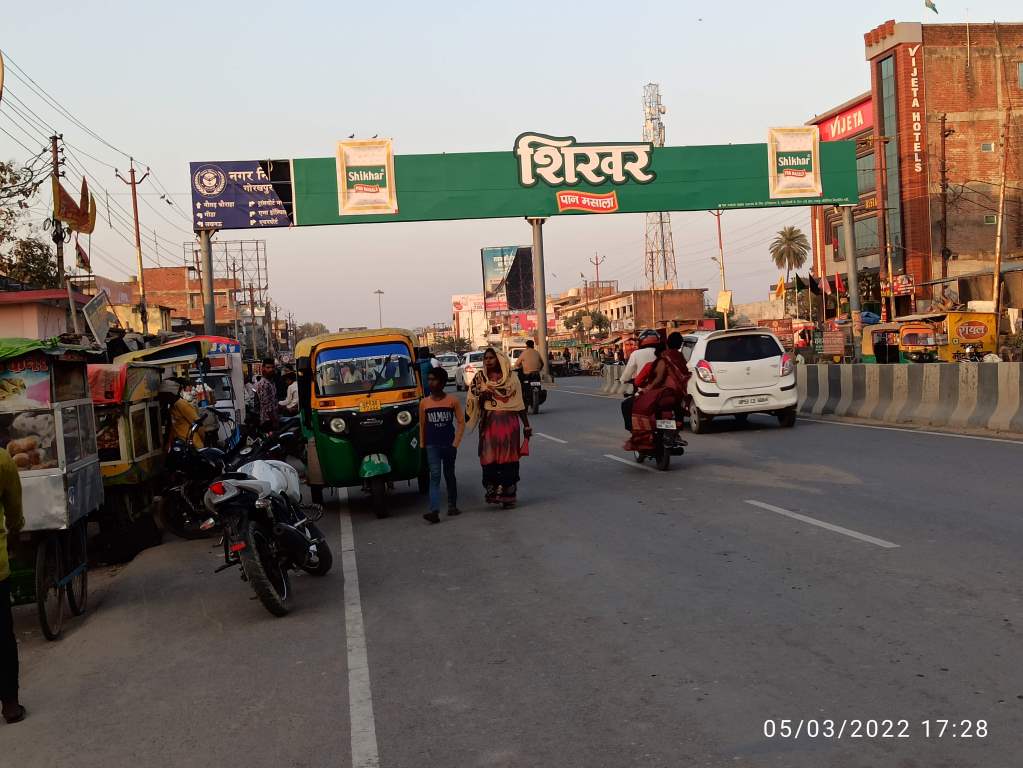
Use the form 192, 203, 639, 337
2, 339, 103, 640
88, 363, 164, 555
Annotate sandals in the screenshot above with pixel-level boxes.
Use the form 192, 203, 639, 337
3, 705, 26, 724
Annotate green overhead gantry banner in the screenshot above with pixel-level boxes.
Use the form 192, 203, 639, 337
189, 131, 859, 232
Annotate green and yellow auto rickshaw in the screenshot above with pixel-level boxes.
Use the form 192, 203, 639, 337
296, 329, 426, 516
860, 323, 905, 364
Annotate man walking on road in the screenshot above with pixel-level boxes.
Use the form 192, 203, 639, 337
0, 446, 25, 724
419, 368, 464, 524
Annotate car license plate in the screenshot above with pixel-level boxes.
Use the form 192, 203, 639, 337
736, 395, 769, 406
656, 419, 677, 430
359, 398, 382, 413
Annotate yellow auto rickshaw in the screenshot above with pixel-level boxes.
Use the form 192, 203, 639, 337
860, 323, 904, 364
296, 329, 426, 516
894, 312, 998, 362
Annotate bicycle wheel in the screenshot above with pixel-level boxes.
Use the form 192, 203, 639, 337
66, 521, 89, 616
35, 535, 64, 641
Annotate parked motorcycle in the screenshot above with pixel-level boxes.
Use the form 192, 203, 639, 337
204, 459, 332, 616
160, 416, 305, 540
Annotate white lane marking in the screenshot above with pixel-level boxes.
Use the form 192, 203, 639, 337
554, 387, 619, 400
534, 432, 568, 444
801, 417, 1023, 445
744, 499, 899, 549
339, 498, 381, 768
604, 453, 657, 472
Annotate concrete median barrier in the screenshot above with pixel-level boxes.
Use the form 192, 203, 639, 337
797, 362, 1023, 435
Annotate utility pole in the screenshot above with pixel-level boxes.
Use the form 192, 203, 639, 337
374, 289, 384, 327
116, 159, 150, 329
992, 106, 1011, 325
939, 114, 955, 280
709, 210, 729, 329
589, 253, 606, 317
50, 134, 80, 335
248, 285, 258, 361
231, 261, 240, 342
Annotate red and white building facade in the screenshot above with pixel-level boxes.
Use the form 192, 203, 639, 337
810, 20, 1023, 315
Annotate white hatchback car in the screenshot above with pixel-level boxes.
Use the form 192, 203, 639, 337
457, 351, 486, 391
681, 328, 797, 433
434, 353, 461, 386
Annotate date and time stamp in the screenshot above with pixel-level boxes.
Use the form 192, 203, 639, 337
762, 719, 989, 741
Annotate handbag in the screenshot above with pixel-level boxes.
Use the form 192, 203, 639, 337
519, 437, 530, 457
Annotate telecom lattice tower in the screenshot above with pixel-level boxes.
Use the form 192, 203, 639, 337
643, 83, 677, 292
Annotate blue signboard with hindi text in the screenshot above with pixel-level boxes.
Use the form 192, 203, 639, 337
189, 159, 294, 232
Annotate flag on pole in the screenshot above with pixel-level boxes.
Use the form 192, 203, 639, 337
821, 273, 832, 295
924, 0, 938, 14
794, 274, 807, 292
75, 235, 90, 271
774, 275, 785, 300
808, 275, 822, 295
835, 272, 846, 294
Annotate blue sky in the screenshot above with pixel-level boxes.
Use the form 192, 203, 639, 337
1, 1, 1018, 329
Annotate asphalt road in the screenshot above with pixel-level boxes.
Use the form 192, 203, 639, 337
6, 375, 1023, 767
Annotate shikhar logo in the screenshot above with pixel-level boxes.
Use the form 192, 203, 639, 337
514, 133, 655, 188
776, 151, 813, 178
193, 166, 227, 197
347, 166, 387, 194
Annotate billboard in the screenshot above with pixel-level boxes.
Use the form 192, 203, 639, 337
190, 160, 294, 231
481, 246, 533, 314
767, 127, 823, 200
335, 139, 398, 216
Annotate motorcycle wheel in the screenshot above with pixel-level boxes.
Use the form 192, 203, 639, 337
634, 451, 645, 463
655, 445, 671, 471
239, 521, 290, 617
371, 478, 389, 519
158, 495, 215, 540
300, 523, 334, 577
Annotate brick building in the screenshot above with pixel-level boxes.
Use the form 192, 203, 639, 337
131, 266, 242, 326
810, 20, 1023, 314
557, 288, 706, 333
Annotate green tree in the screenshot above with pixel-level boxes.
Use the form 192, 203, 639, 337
3, 238, 59, 288
433, 336, 470, 354
770, 226, 810, 316
1, 159, 58, 288
563, 309, 610, 335
294, 321, 330, 342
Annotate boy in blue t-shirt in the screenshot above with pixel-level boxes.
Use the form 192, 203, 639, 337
418, 367, 464, 524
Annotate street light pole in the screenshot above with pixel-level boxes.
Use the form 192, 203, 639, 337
374, 289, 384, 328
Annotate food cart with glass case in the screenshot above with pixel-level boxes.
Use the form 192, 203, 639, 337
89, 362, 164, 534
2, 340, 103, 640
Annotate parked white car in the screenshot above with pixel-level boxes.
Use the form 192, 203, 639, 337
681, 328, 797, 433
458, 351, 486, 391
435, 353, 461, 386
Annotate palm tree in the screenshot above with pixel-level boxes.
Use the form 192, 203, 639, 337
770, 226, 810, 315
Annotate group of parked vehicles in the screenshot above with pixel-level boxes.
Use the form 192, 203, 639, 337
859, 310, 999, 364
